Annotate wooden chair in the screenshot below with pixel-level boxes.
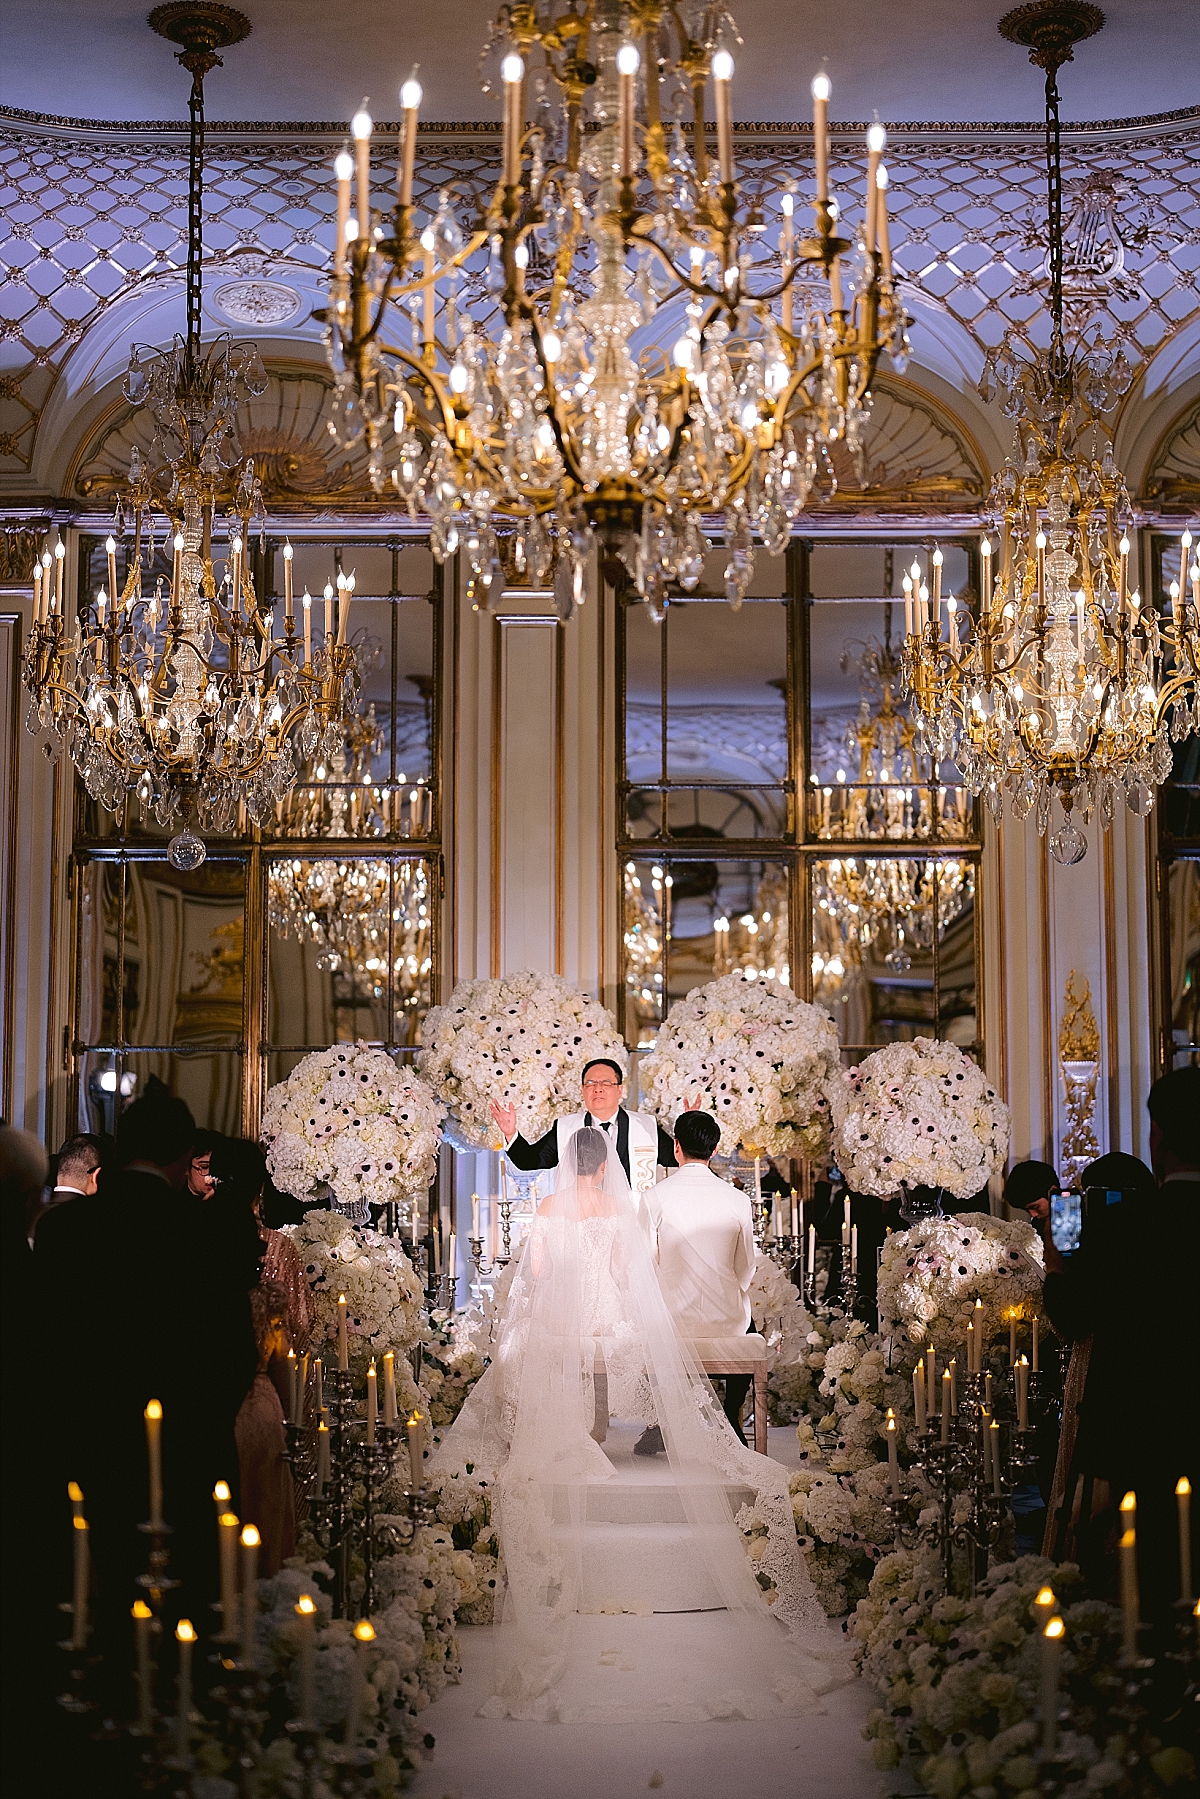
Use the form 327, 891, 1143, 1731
689, 1333, 770, 1454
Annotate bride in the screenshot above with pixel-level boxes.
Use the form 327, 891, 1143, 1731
431, 1127, 845, 1722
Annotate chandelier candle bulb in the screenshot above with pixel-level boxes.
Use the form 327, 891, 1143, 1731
1118, 536, 1129, 609
1181, 531, 1192, 602
501, 53, 524, 187
366, 1359, 377, 1445
864, 124, 886, 250
144, 1400, 164, 1530
282, 540, 293, 629
875, 165, 892, 276
383, 1349, 396, 1426
1178, 1477, 1193, 1603
1035, 530, 1046, 605
302, 590, 312, 665
334, 147, 353, 275
240, 1525, 260, 1664
1016, 1354, 1029, 1430
1040, 1616, 1064, 1757
105, 534, 118, 608
941, 1370, 952, 1442
811, 75, 830, 203
903, 574, 914, 638
932, 546, 943, 612
886, 1410, 900, 1495
399, 74, 421, 206
71, 1515, 89, 1649
781, 193, 795, 334
132, 1600, 153, 1733
351, 106, 372, 239
174, 1620, 195, 1758
337, 571, 354, 645
617, 44, 639, 179
712, 49, 735, 186
53, 539, 64, 612
324, 582, 334, 643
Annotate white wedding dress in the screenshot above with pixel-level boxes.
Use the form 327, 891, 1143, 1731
431, 1129, 845, 1722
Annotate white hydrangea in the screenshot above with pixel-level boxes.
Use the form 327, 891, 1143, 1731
830, 1036, 1010, 1200
262, 1042, 444, 1218
284, 1209, 426, 1380
876, 1211, 1044, 1349
639, 972, 841, 1159
417, 970, 627, 1150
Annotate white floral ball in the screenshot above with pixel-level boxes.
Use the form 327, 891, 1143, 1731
876, 1212, 1044, 1349
417, 969, 626, 1149
830, 1037, 1010, 1200
639, 972, 841, 1159
262, 1042, 444, 1215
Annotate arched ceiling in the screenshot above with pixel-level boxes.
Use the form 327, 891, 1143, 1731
1, 0, 1195, 127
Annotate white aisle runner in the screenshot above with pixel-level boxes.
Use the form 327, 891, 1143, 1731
414, 1427, 880, 1799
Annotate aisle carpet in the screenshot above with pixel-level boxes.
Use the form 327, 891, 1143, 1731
412, 1427, 880, 1799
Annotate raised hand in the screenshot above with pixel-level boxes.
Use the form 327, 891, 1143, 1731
683, 1093, 703, 1112
490, 1099, 518, 1141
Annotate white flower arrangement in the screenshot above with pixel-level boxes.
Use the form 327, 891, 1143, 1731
285, 1210, 426, 1384
876, 1212, 1044, 1350
417, 970, 627, 1150
263, 1042, 444, 1221
638, 972, 841, 1159
830, 1037, 1010, 1200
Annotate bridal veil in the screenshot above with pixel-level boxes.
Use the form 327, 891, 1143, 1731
432, 1129, 844, 1722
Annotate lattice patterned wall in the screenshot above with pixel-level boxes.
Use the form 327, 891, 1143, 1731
1, 108, 1198, 491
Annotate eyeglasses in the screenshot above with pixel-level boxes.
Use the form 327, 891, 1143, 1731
582, 1079, 621, 1091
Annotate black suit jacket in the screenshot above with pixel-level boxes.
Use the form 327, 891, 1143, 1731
505, 1108, 677, 1187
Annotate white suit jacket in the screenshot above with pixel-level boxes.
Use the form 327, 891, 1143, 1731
643, 1162, 756, 1337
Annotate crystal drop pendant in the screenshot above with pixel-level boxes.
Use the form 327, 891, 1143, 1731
1049, 820, 1087, 865
168, 825, 207, 872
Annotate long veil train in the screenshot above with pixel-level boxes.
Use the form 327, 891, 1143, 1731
431, 1128, 845, 1722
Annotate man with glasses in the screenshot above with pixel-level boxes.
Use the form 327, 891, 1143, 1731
490, 1058, 694, 1201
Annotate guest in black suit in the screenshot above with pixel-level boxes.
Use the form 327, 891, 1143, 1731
1042, 1069, 1200, 1620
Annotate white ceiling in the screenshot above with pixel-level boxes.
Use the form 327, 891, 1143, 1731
1, 0, 1195, 127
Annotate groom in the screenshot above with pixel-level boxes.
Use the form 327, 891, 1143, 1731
489, 1059, 695, 1201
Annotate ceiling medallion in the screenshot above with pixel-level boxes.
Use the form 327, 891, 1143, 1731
212, 279, 303, 326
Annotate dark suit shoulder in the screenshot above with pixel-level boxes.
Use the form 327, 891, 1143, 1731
504, 1124, 560, 1171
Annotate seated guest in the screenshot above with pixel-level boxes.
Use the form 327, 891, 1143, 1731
1042, 1074, 1199, 1619
1004, 1158, 1059, 1224
234, 1280, 296, 1575
639, 1109, 757, 1449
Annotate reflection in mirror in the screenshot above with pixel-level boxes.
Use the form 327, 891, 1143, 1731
268, 858, 433, 1050
624, 856, 790, 1048
1166, 858, 1200, 1067
76, 1048, 243, 1137
812, 856, 976, 1055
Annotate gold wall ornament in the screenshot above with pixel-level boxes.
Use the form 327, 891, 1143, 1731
0, 520, 52, 585
22, 12, 358, 872
321, 6, 907, 619
1058, 967, 1100, 1180
904, 7, 1200, 866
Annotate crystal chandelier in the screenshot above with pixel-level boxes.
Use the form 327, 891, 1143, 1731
323, 2, 907, 615
812, 854, 971, 993
902, 1, 1200, 865
268, 702, 432, 1016
22, 4, 356, 872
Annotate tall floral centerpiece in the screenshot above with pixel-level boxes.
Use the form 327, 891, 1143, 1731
262, 1042, 444, 1223
417, 970, 627, 1150
829, 1037, 1010, 1220
638, 973, 841, 1160
284, 1209, 427, 1395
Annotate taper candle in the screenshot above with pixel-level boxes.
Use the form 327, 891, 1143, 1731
1177, 1477, 1193, 1603
106, 534, 118, 608
287, 1348, 300, 1424
282, 540, 294, 631
351, 106, 372, 238
471, 1191, 480, 1238
850, 1223, 858, 1273
313, 1355, 324, 1415
71, 1515, 90, 1650
973, 1298, 984, 1371
1119, 1518, 1140, 1660
346, 1619, 375, 1745
1033, 1583, 1056, 1630
315, 1422, 330, 1497
334, 147, 352, 275
791, 1190, 799, 1239
383, 1349, 397, 1425
338, 1292, 349, 1371
966, 1320, 974, 1375
864, 122, 885, 251
241, 1525, 260, 1665
302, 589, 312, 664
407, 1410, 426, 1484
144, 1400, 164, 1530
218, 1510, 239, 1635
133, 1600, 153, 1733
366, 1359, 377, 1446
926, 1345, 936, 1415
213, 1480, 230, 1520
807, 1223, 816, 1277
1040, 1615, 1064, 1756
501, 53, 524, 188
1016, 1354, 1029, 1431
781, 192, 795, 334
1032, 1314, 1039, 1372
940, 1369, 952, 1444
295, 1594, 317, 1725
913, 1360, 927, 1433
1009, 1315, 1017, 1366
989, 1416, 1002, 1495
876, 164, 892, 275
617, 43, 639, 178
337, 569, 354, 644
324, 581, 334, 643
54, 538, 65, 611
885, 1410, 900, 1496
949, 1358, 957, 1417
175, 1619, 196, 1758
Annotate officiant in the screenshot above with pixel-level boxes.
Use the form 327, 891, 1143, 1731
490, 1059, 694, 1198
